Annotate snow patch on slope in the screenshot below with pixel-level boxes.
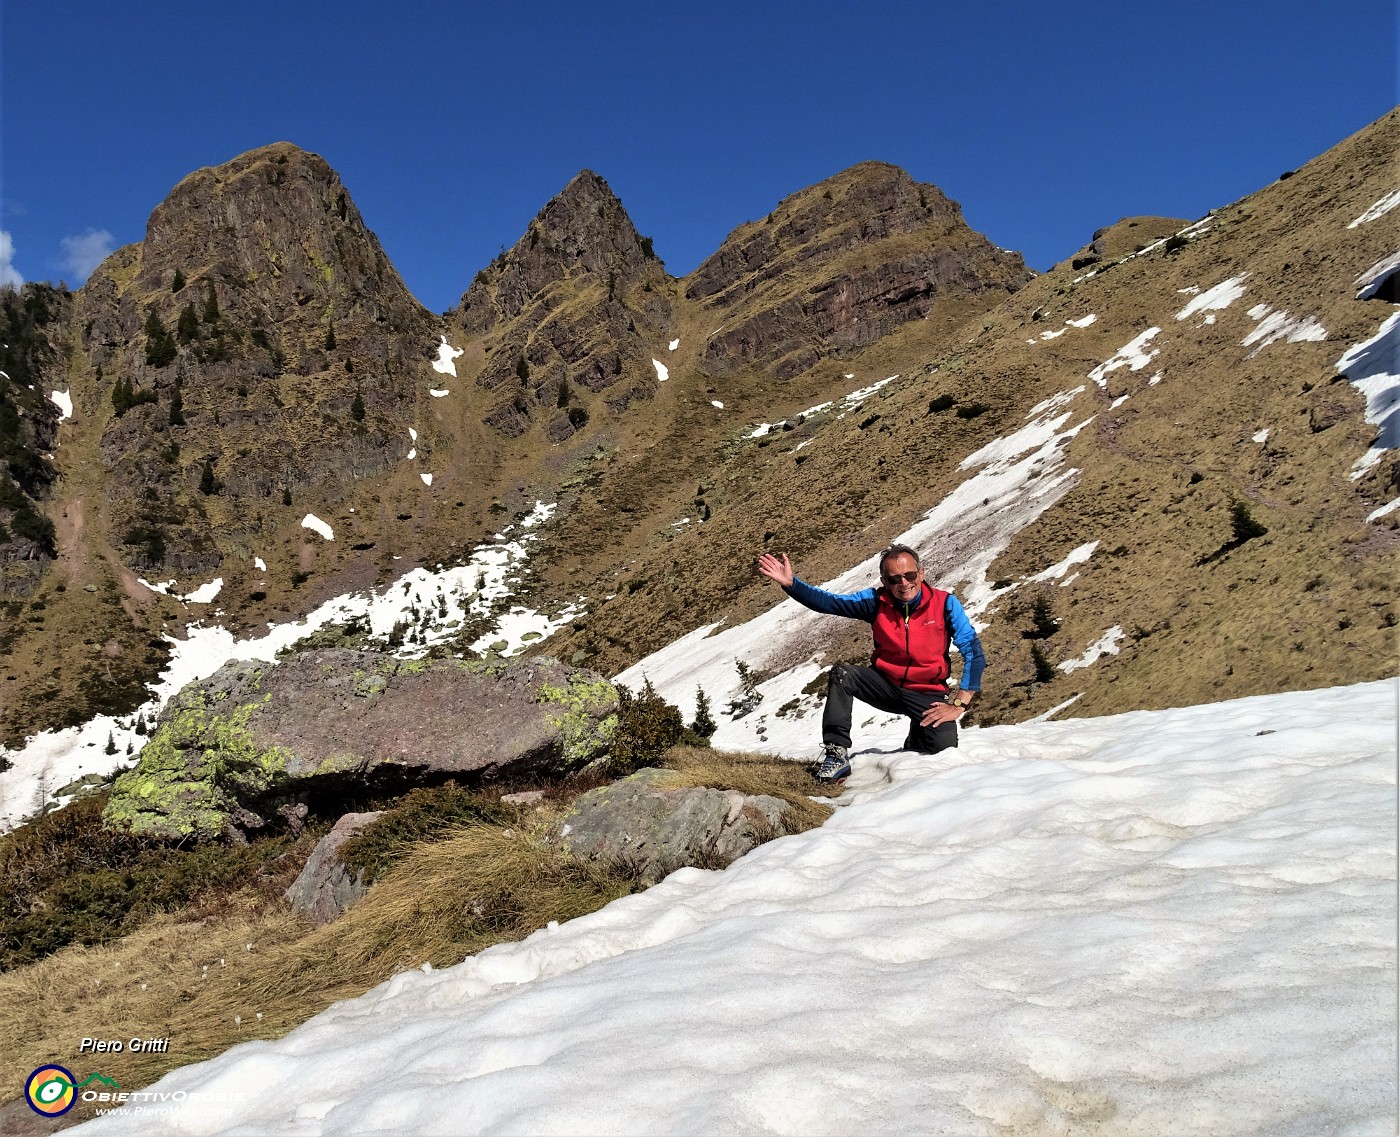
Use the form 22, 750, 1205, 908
1088, 329, 1160, 388
301, 514, 334, 541
1175, 274, 1249, 322
1338, 311, 1400, 479
1057, 625, 1125, 672
432, 336, 463, 376
1347, 189, 1400, 228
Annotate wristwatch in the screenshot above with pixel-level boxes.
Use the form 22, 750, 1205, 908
949, 692, 973, 708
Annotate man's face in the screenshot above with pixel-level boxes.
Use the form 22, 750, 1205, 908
881, 553, 923, 603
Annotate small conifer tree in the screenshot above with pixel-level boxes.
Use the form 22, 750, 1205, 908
203, 283, 220, 324
176, 303, 199, 343
690, 686, 717, 739
325, 325, 336, 351
1230, 500, 1268, 543
199, 459, 220, 495
168, 381, 185, 426
112, 376, 133, 415
1031, 643, 1057, 684
144, 310, 176, 367
351, 390, 365, 422
1030, 595, 1061, 639
171, 268, 186, 292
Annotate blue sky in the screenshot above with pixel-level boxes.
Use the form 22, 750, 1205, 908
2, 2, 1395, 313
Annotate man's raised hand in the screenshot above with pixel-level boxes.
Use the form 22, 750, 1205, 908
757, 552, 794, 588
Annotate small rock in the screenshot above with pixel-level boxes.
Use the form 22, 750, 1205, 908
284, 811, 384, 925
557, 767, 792, 886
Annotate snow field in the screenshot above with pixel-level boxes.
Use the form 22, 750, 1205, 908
74, 679, 1398, 1137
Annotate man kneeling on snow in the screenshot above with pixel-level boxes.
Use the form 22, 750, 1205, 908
757, 544, 985, 782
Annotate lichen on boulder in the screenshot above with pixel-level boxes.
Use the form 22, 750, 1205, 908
103, 680, 295, 841
103, 650, 620, 841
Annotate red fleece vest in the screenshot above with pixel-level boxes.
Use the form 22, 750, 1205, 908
871, 586, 951, 691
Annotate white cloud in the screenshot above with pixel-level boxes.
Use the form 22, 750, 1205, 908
58, 228, 115, 283
0, 230, 22, 289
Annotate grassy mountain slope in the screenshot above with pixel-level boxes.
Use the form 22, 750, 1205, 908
534, 109, 1399, 722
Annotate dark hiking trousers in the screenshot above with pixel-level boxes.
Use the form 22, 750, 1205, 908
822, 663, 959, 753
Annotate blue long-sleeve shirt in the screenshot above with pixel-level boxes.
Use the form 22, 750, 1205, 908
783, 576, 986, 690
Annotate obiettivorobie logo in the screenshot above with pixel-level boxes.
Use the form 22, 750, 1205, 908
25, 1066, 120, 1116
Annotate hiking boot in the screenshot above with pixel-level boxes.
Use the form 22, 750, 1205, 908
815, 744, 851, 783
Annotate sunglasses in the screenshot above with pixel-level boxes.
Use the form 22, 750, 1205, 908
881, 570, 920, 585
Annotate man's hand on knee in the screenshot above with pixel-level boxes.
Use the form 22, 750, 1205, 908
920, 701, 964, 728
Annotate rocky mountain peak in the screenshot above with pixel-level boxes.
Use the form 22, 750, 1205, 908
455, 169, 665, 336
67, 141, 437, 590
684, 160, 1031, 379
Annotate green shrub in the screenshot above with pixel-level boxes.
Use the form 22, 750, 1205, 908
111, 376, 158, 417
610, 681, 684, 774
1029, 594, 1061, 639
121, 523, 166, 564
9, 507, 55, 554
0, 794, 302, 969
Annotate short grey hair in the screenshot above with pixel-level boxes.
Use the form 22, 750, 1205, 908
878, 543, 922, 575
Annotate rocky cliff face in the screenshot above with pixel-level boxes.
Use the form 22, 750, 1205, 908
75, 142, 438, 573
0, 285, 67, 594
686, 162, 1033, 379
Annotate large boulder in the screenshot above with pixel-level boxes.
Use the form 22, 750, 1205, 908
558, 767, 795, 885
103, 649, 618, 840
284, 810, 383, 924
